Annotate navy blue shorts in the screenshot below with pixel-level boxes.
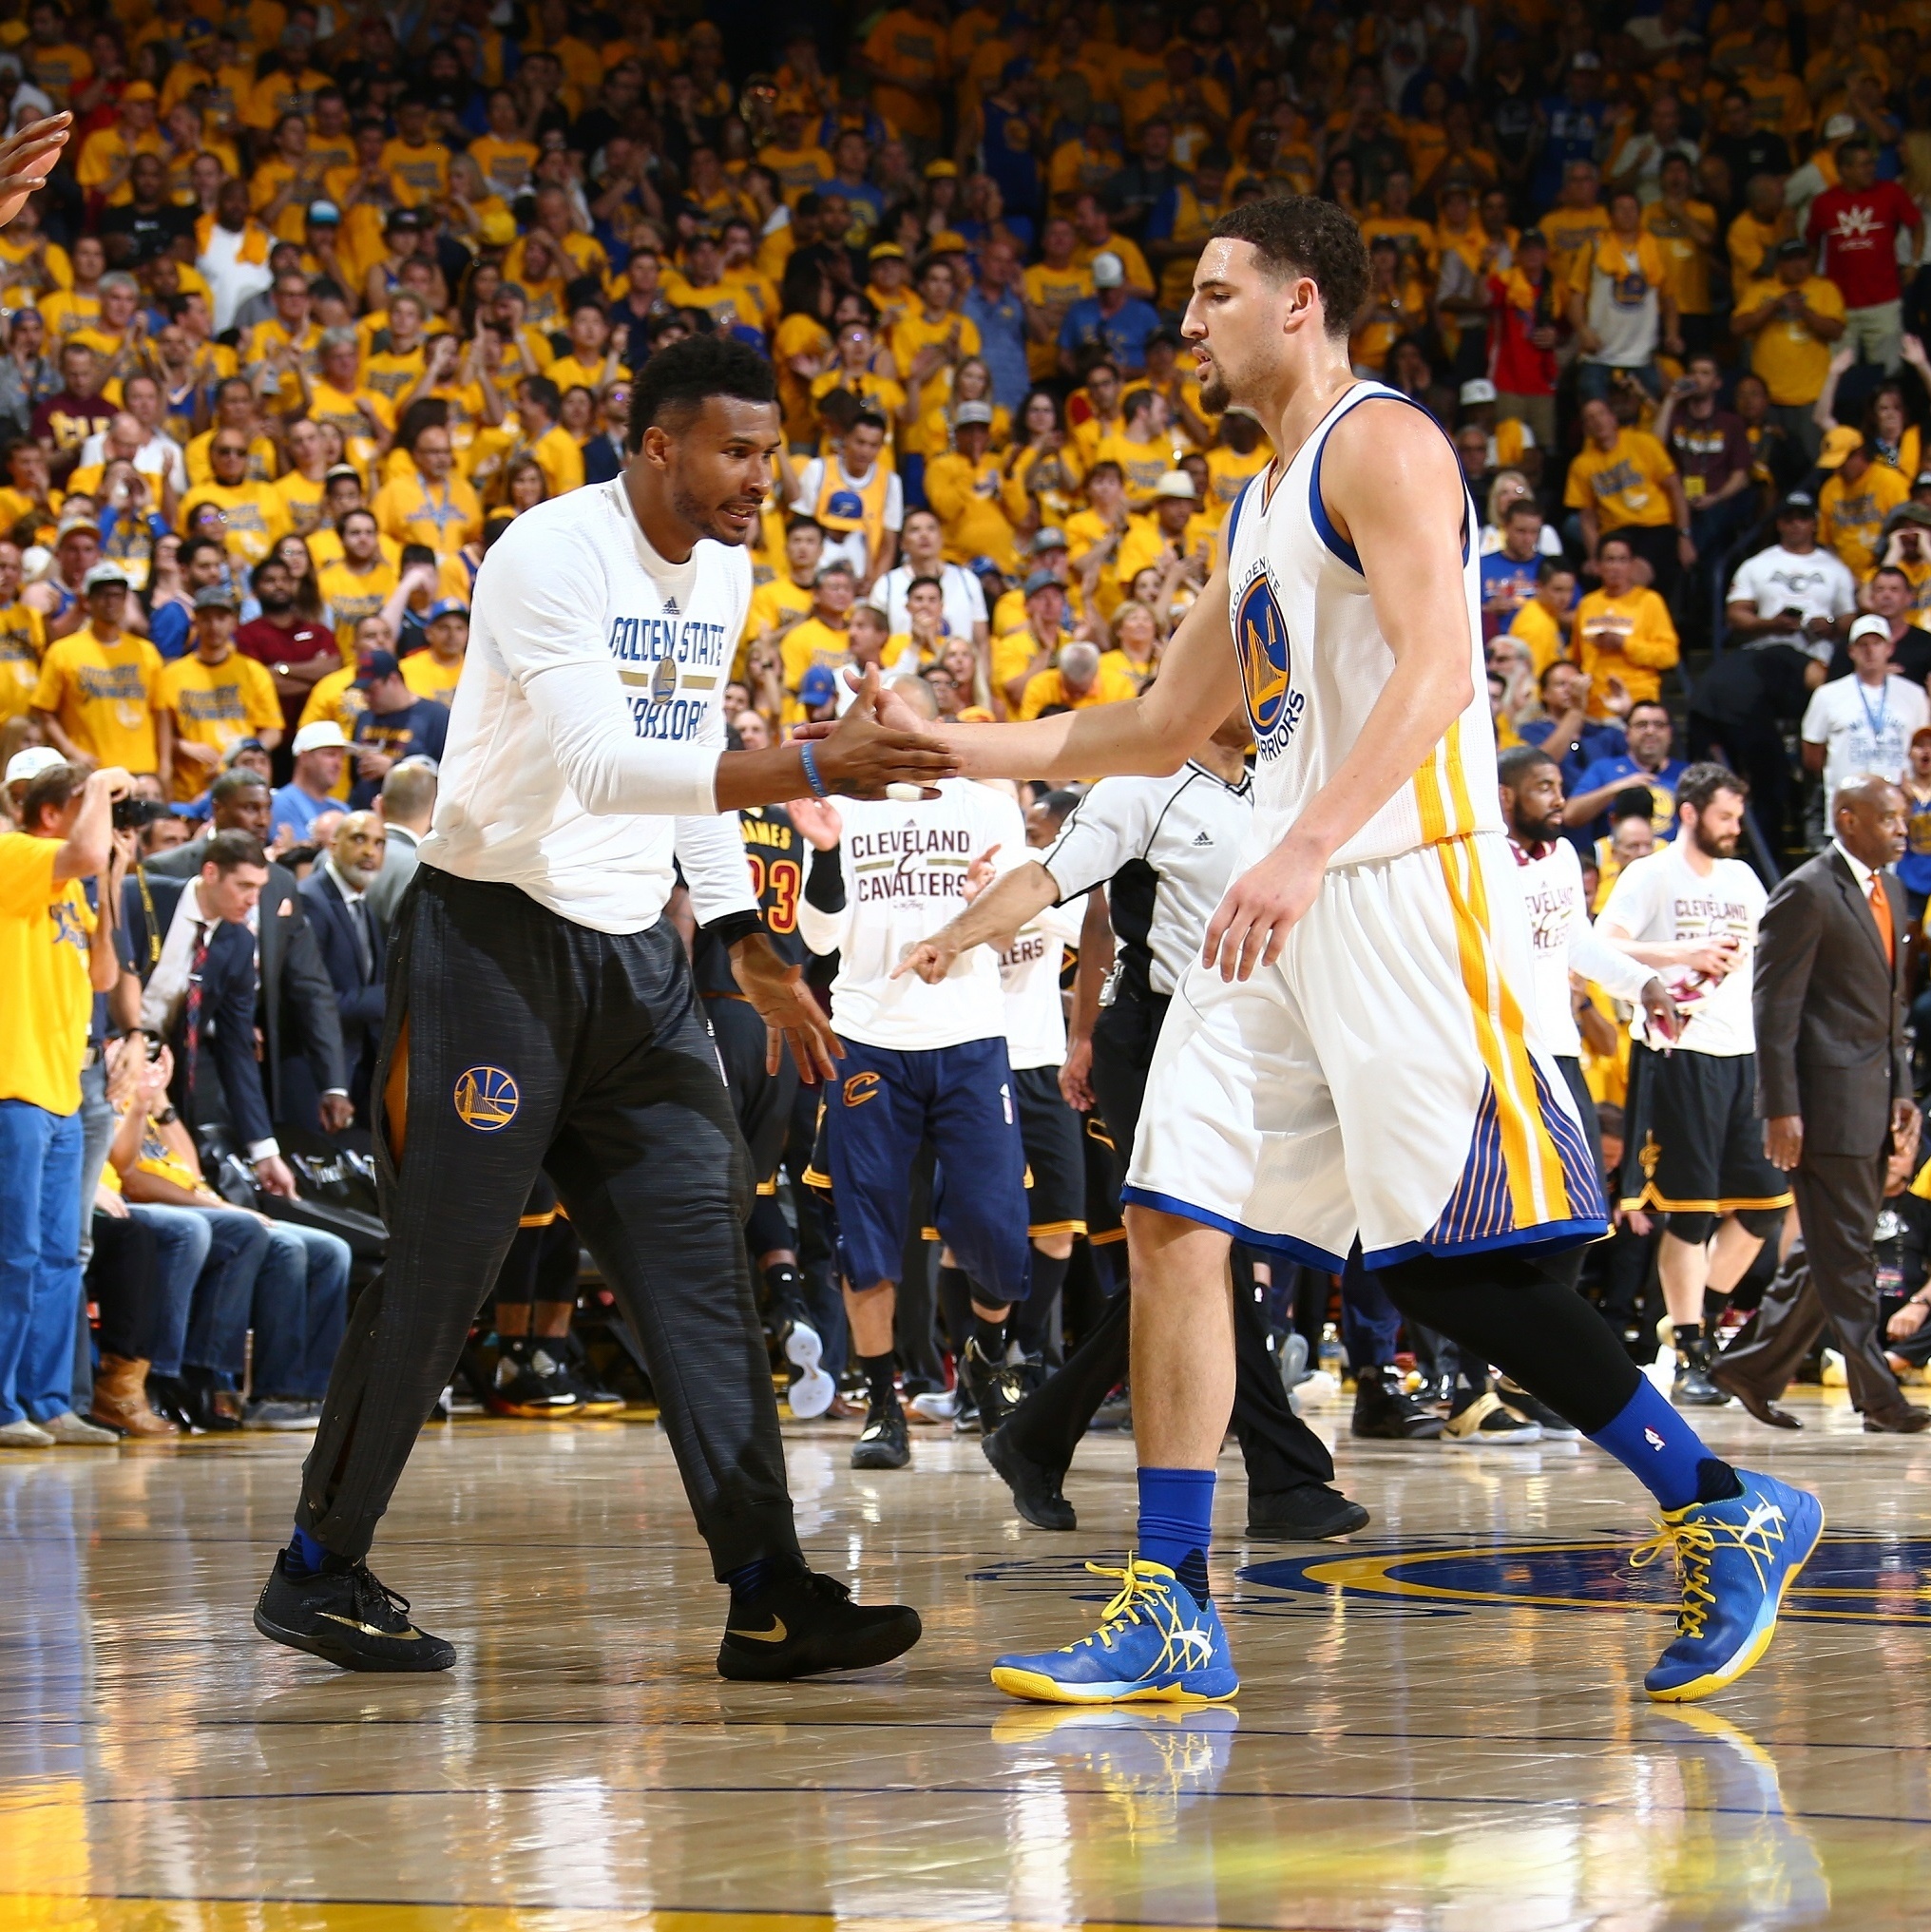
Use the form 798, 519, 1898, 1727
824, 1035, 1032, 1303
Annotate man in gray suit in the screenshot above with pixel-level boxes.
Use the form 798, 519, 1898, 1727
1716, 775, 1929, 1430
364, 757, 436, 932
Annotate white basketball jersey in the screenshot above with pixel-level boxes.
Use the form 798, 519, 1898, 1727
1222, 380, 1501, 868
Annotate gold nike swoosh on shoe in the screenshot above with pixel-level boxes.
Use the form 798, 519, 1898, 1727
318, 1612, 426, 1640
725, 1616, 789, 1642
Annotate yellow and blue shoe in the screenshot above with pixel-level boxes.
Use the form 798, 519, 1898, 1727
1632, 1469, 1824, 1703
988, 1557, 1239, 1706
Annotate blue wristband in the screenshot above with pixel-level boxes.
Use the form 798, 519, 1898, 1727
799, 739, 829, 798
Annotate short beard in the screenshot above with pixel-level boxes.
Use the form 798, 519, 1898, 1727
668, 477, 744, 546
1198, 369, 1232, 414
1690, 824, 1737, 860
1513, 805, 1564, 845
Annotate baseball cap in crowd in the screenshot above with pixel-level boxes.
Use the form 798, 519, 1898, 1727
122, 81, 157, 102
1777, 491, 1817, 517
1825, 112, 1858, 142
1023, 569, 1059, 595
323, 463, 362, 488
194, 583, 238, 609
928, 230, 970, 254
352, 649, 401, 688
1775, 238, 1810, 261
1817, 426, 1865, 470
1850, 614, 1893, 645
222, 737, 267, 765
386, 207, 423, 234
968, 555, 1004, 580
869, 241, 906, 261
1519, 226, 1547, 249
1090, 251, 1125, 289
954, 401, 995, 427
479, 210, 517, 247
1152, 470, 1196, 500
1031, 527, 1068, 553
924, 159, 958, 180
293, 721, 348, 755
1460, 377, 1498, 407
306, 200, 341, 226
5, 745, 63, 787
57, 507, 101, 537
429, 599, 468, 621
83, 562, 130, 592
797, 663, 839, 709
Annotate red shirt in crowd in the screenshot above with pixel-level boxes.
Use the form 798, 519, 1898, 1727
1486, 268, 1559, 397
1806, 180, 1922, 309
238, 612, 341, 732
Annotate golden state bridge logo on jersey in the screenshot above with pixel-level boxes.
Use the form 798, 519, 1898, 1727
1233, 561, 1303, 754
1235, 1534, 1931, 1627
453, 1065, 520, 1132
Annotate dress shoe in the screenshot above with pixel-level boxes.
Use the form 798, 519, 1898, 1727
1862, 1405, 1931, 1434
1710, 1367, 1802, 1430
90, 1355, 178, 1438
1247, 1485, 1370, 1540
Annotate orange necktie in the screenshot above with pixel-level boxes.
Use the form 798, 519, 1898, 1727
1871, 877, 1895, 969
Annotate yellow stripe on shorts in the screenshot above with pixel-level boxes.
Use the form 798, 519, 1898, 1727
1436, 834, 1572, 1229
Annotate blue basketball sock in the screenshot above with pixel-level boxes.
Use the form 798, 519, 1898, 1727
1137, 1466, 1216, 1599
1588, 1381, 1734, 1512
287, 1523, 327, 1577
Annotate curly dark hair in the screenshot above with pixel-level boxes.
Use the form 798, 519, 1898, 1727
627, 335, 778, 451
1208, 196, 1371, 339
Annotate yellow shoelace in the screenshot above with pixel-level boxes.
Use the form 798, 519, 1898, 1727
1631, 1519, 1719, 1639
1067, 1557, 1171, 1654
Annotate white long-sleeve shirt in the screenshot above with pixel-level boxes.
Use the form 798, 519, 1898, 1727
797, 780, 1027, 1050
1511, 837, 1654, 1056
418, 480, 757, 935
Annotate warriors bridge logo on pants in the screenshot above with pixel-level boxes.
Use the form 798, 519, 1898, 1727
453, 1065, 520, 1131
1233, 564, 1304, 754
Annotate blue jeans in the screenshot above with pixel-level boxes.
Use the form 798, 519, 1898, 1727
251, 1223, 350, 1398
0, 1099, 85, 1424
1339, 1249, 1403, 1372
124, 1204, 264, 1378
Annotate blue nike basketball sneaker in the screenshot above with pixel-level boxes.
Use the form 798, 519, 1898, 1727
1632, 1469, 1824, 1702
989, 1558, 1239, 1706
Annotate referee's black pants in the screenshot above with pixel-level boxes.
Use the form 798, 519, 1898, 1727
296, 869, 802, 1579
998, 986, 1336, 1496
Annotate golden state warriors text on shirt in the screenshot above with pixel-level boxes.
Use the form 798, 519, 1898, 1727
1222, 381, 1501, 869
607, 603, 732, 743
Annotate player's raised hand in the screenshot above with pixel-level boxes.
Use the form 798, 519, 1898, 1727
1202, 837, 1324, 982
729, 932, 843, 1083
963, 843, 1000, 901
0, 115, 70, 229
787, 794, 843, 849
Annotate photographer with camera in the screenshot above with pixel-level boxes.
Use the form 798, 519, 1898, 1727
0, 756, 131, 1447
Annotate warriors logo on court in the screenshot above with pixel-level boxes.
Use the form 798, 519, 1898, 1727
1233, 563, 1304, 755
453, 1065, 520, 1130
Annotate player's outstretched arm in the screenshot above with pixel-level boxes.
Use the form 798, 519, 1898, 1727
1203, 401, 1476, 981
893, 859, 1061, 983
827, 570, 1244, 787
0, 116, 69, 229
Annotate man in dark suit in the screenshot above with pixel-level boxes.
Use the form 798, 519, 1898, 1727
297, 812, 387, 1124
124, 830, 294, 1197
140, 768, 350, 1135
1716, 775, 1930, 1431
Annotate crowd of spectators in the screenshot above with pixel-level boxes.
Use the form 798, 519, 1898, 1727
15, 0, 1931, 1446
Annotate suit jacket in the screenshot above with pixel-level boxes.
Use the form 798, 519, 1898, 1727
363, 822, 421, 931
140, 839, 347, 1109
297, 868, 386, 1067
1752, 847, 1911, 1157
121, 872, 274, 1149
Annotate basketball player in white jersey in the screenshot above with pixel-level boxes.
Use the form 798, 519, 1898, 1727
833, 199, 1822, 1708
253, 337, 949, 1683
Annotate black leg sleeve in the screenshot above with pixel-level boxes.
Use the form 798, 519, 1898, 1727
1229, 1244, 1335, 1493
997, 1282, 1132, 1473
1372, 1247, 1642, 1436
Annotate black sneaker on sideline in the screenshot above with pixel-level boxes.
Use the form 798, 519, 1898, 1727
983, 1425, 1076, 1530
851, 1404, 910, 1469
961, 1335, 1024, 1437
1673, 1338, 1730, 1408
484, 1348, 583, 1419
1350, 1366, 1444, 1441
1496, 1379, 1583, 1439
550, 1341, 625, 1417
254, 1551, 457, 1673
717, 1561, 922, 1680
1247, 1485, 1370, 1540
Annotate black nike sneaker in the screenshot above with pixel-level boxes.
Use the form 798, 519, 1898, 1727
254, 1550, 457, 1672
484, 1345, 583, 1419
851, 1402, 911, 1469
1350, 1365, 1445, 1441
1246, 1484, 1370, 1540
717, 1560, 922, 1681
983, 1425, 1076, 1530
961, 1335, 1025, 1437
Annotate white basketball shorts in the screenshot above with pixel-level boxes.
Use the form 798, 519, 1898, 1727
1121, 832, 1608, 1269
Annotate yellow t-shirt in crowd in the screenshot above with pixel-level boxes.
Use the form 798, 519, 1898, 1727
0, 830, 93, 1114
1573, 585, 1680, 714
1737, 276, 1847, 406
158, 651, 283, 801
0, 598, 47, 721
401, 649, 465, 707
1017, 657, 1140, 718
1563, 429, 1678, 532
1819, 462, 1909, 577
780, 617, 853, 691
1507, 599, 1570, 678
31, 627, 164, 772
179, 479, 294, 566
317, 555, 401, 653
